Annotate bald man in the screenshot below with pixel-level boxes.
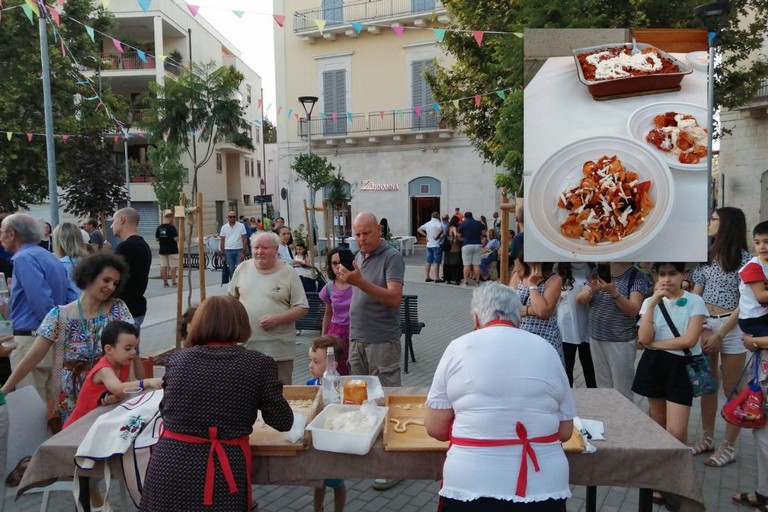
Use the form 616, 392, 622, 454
112, 207, 151, 379
337, 212, 405, 386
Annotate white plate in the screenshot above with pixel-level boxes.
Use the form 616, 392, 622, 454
626, 101, 709, 171
686, 51, 708, 73
527, 136, 674, 262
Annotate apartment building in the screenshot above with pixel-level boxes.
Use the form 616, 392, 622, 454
29, 0, 264, 241
272, 0, 501, 241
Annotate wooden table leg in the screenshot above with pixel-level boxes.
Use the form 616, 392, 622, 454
586, 485, 596, 512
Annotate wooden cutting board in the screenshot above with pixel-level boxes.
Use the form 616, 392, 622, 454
250, 386, 321, 456
383, 395, 449, 452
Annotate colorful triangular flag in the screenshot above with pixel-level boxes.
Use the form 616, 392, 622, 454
5, 132, 11, 141
26, 133, 33, 142
137, 50, 147, 63
432, 102, 440, 112
351, 22, 363, 34
414, 106, 422, 117
472, 31, 484, 46
24, 0, 39, 17
433, 29, 446, 42
474, 95, 482, 107
314, 19, 326, 34
392, 25, 405, 36
112, 38, 124, 53
86, 26, 95, 42
233, 10, 244, 18
21, 4, 34, 23
273, 14, 285, 27
347, 112, 352, 122
187, 4, 199, 17
47, 7, 60, 26
62, 135, 69, 143
495, 90, 506, 100
138, 0, 151, 12
452, 99, 459, 109
101, 0, 109, 7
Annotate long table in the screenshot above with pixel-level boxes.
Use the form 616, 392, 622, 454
18, 388, 704, 511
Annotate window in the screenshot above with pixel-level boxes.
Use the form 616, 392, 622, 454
243, 194, 251, 205
244, 157, 253, 177
253, 128, 260, 143
257, 160, 262, 178
420, 184, 430, 194
246, 85, 252, 105
216, 152, 222, 173
412, 59, 437, 129
322, 0, 342, 26
322, 69, 347, 136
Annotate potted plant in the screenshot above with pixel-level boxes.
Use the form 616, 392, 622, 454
166, 49, 183, 73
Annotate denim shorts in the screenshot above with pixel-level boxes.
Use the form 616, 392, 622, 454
426, 246, 443, 264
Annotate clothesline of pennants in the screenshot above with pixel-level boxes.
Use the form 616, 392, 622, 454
4, 0, 522, 139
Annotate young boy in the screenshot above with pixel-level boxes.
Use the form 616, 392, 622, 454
64, 321, 163, 428
307, 335, 346, 512
738, 221, 768, 338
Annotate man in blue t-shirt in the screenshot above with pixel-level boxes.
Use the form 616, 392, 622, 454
457, 212, 485, 286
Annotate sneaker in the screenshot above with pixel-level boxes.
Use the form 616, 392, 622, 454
435, 279, 445, 283
372, 479, 401, 491
425, 278, 434, 282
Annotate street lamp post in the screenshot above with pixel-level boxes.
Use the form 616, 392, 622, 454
693, 1, 731, 216
299, 95, 319, 244
122, 123, 132, 207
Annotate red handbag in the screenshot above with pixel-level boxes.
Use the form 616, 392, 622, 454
721, 351, 766, 429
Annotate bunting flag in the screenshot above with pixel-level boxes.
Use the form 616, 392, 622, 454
365, 112, 370, 124
62, 135, 69, 143
58, 0, 64, 7
5, 132, 10, 141
253, 119, 261, 126
257, 98, 262, 109
24, 0, 39, 17
392, 25, 405, 36
294, 113, 299, 120
472, 31, 484, 46
495, 90, 506, 100
414, 106, 422, 117
277, 106, 283, 115
331, 112, 337, 121
162, 131, 169, 141
26, 133, 33, 142
112, 38, 124, 53
287, 108, 293, 118
85, 26, 95, 42
21, 3, 34, 22
433, 28, 446, 42
273, 14, 285, 27
347, 112, 352, 122
137, 49, 146, 63
101, 0, 109, 7
474, 95, 482, 107
432, 102, 440, 112
187, 4, 199, 17
452, 99, 459, 109
47, 7, 60, 26
157, 54, 166, 61
138, 0, 151, 12
113, 135, 119, 143
396, 109, 403, 116
351, 22, 363, 34
233, 10, 244, 18
379, 110, 384, 120
314, 19, 325, 34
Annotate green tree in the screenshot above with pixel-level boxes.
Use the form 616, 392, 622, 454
144, 62, 254, 199
0, 0, 123, 211
60, 141, 128, 218
263, 117, 277, 143
148, 140, 187, 211
325, 167, 352, 241
290, 153, 335, 244
430, 0, 768, 195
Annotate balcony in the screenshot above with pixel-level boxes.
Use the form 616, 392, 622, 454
294, 0, 447, 41
741, 78, 768, 117
95, 52, 157, 71
297, 107, 454, 145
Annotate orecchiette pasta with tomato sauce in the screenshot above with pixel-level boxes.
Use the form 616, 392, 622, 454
557, 155, 654, 245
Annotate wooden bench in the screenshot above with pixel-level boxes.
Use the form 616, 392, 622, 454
295, 293, 425, 374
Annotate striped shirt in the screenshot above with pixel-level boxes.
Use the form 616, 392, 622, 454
587, 267, 649, 342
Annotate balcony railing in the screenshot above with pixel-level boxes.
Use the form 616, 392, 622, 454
294, 0, 444, 32
297, 108, 449, 138
92, 52, 157, 71
753, 78, 768, 104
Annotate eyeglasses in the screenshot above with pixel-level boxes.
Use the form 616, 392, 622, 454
228, 216, 236, 218
330, 260, 341, 266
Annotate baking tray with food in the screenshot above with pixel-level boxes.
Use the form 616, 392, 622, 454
383, 395, 449, 452
572, 42, 693, 99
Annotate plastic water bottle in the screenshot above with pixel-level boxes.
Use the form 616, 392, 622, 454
322, 347, 341, 406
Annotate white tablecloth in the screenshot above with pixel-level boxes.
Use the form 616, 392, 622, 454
524, 55, 709, 262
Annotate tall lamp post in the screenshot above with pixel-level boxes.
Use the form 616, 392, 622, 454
299, 95, 319, 244
121, 123, 132, 207
693, 1, 730, 216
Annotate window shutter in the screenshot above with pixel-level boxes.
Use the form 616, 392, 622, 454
323, 69, 347, 135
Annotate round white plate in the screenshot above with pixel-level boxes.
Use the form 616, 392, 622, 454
528, 136, 674, 262
626, 101, 709, 172
686, 51, 708, 72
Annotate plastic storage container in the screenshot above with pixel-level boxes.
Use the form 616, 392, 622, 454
307, 404, 389, 455
338, 375, 384, 404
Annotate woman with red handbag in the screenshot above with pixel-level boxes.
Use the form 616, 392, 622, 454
732, 336, 768, 511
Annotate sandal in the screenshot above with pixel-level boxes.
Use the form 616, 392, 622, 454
705, 440, 736, 467
689, 435, 714, 455
733, 491, 768, 508
4, 455, 31, 487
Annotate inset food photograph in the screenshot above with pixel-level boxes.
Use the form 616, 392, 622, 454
523, 28, 709, 262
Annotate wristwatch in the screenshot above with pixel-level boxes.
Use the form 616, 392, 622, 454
528, 285, 538, 291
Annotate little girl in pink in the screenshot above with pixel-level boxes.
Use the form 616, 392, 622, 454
319, 248, 353, 375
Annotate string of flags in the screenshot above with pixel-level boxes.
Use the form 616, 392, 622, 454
4, 0, 523, 141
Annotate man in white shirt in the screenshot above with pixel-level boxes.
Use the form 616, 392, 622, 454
417, 212, 444, 283
219, 211, 248, 279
